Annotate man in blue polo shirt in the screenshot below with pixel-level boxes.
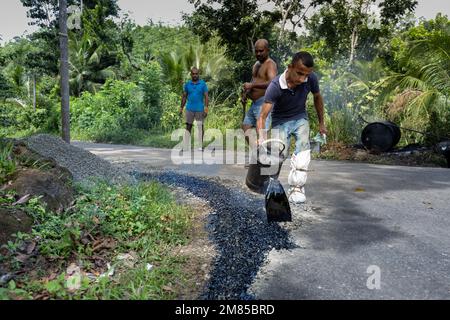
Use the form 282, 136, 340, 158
179, 67, 209, 150
257, 52, 327, 204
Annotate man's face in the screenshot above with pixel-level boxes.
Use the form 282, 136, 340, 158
191, 70, 199, 81
255, 44, 269, 63
286, 61, 313, 87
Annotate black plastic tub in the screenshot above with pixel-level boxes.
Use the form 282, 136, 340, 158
361, 121, 401, 152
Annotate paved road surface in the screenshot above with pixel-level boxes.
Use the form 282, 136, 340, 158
73, 141, 450, 299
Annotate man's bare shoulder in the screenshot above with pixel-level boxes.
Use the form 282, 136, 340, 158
266, 57, 276, 65
262, 58, 277, 76
263, 58, 277, 70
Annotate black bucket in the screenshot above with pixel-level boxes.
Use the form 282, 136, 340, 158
246, 139, 286, 194
437, 141, 450, 168
361, 121, 401, 152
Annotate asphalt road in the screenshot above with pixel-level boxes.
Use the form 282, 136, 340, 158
73, 141, 450, 300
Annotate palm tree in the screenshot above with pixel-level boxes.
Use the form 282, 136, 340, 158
160, 50, 185, 95
69, 33, 117, 97
377, 28, 450, 142
342, 58, 386, 92
160, 39, 229, 95
335, 58, 387, 115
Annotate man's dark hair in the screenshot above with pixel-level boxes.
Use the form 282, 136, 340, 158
291, 52, 314, 68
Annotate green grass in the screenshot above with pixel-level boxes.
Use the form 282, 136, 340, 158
136, 130, 181, 149
0, 140, 16, 184
0, 180, 194, 300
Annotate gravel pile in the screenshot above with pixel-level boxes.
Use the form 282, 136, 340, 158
24, 134, 130, 183
134, 170, 298, 300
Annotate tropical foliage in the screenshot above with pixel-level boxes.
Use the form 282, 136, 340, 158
0, 1, 448, 148
377, 14, 450, 144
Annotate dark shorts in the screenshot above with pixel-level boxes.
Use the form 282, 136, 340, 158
186, 110, 206, 125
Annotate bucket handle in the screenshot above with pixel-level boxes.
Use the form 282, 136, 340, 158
260, 139, 286, 155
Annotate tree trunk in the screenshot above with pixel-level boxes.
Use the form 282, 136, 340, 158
59, 0, 70, 143
33, 75, 36, 111
348, 25, 358, 66
27, 76, 31, 99
278, 1, 293, 40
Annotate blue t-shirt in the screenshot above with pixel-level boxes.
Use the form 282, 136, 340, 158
184, 80, 208, 112
264, 71, 320, 127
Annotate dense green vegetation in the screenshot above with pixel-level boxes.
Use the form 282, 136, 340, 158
0, 181, 193, 300
0, 0, 449, 300
0, 1, 448, 146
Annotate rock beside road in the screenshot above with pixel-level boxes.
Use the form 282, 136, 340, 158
5, 169, 74, 213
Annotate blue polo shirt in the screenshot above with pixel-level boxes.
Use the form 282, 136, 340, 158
264, 71, 320, 127
184, 80, 208, 112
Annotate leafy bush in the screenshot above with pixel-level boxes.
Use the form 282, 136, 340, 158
0, 72, 60, 137
71, 79, 145, 142
376, 14, 450, 145
71, 72, 172, 143
307, 97, 361, 145
205, 89, 242, 133
0, 72, 13, 100
0, 180, 192, 300
138, 62, 163, 128
0, 100, 52, 137
0, 141, 16, 183
160, 86, 182, 132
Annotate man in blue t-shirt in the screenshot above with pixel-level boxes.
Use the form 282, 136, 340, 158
179, 67, 209, 150
256, 52, 327, 204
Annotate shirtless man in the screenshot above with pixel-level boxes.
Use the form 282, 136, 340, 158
242, 39, 278, 137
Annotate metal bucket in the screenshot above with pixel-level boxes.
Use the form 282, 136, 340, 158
245, 139, 286, 194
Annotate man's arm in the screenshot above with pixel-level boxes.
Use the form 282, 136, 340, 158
179, 92, 187, 114
243, 63, 259, 92
256, 102, 274, 142
204, 91, 209, 114
313, 92, 327, 135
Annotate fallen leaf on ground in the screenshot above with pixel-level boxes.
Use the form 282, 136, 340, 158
34, 293, 50, 300
26, 241, 37, 255
93, 238, 116, 252
162, 285, 176, 293
16, 253, 30, 263
13, 194, 31, 206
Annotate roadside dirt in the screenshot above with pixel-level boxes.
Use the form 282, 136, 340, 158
316, 141, 448, 168
169, 186, 216, 300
